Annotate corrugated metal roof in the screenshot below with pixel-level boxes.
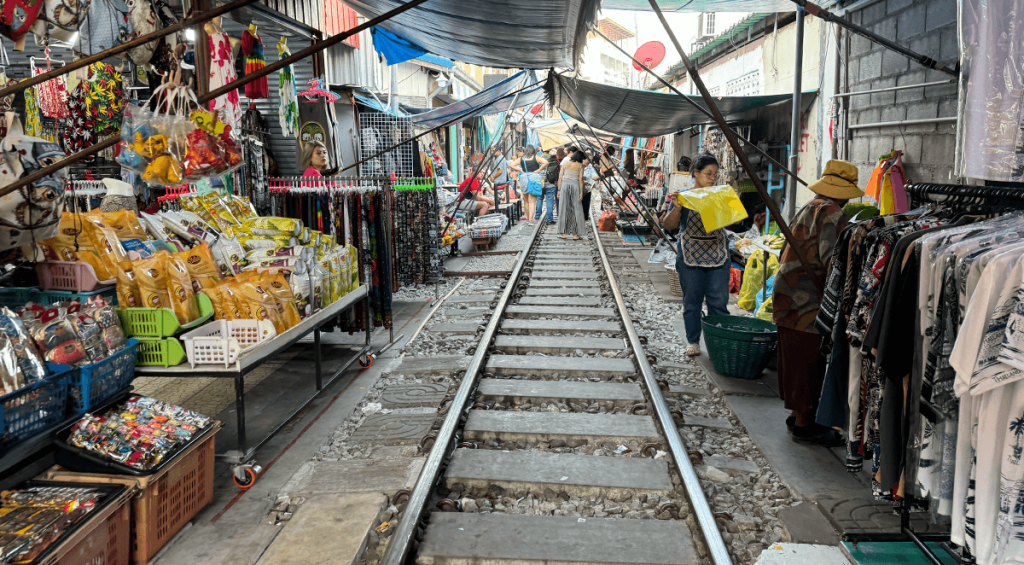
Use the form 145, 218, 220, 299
601, 0, 794, 11
326, 25, 386, 90
662, 13, 773, 78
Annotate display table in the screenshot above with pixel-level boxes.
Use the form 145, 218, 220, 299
135, 284, 372, 486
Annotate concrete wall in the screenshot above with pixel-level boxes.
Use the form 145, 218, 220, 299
842, 0, 959, 185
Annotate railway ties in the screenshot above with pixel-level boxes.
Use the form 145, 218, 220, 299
402, 226, 708, 565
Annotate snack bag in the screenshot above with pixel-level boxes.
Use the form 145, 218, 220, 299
0, 308, 46, 383
239, 217, 302, 237
96, 210, 148, 241
174, 243, 220, 292
289, 262, 311, 318
166, 256, 199, 324
33, 315, 87, 366
115, 261, 143, 308
134, 253, 171, 310
69, 311, 108, 363
0, 335, 28, 395
224, 283, 255, 319
264, 273, 301, 328
225, 195, 258, 222
204, 286, 235, 320
197, 193, 240, 235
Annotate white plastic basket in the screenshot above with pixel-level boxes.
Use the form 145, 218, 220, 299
181, 319, 277, 368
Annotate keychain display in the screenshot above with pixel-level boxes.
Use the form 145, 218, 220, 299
66, 395, 213, 471
0, 486, 106, 563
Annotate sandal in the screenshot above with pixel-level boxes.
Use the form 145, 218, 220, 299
685, 344, 700, 357
790, 424, 845, 447
573, 236, 582, 240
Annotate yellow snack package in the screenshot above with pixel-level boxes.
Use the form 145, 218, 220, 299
225, 282, 256, 319
264, 273, 301, 328
204, 286, 236, 320
197, 193, 240, 235
239, 217, 303, 237
226, 195, 258, 222
115, 261, 143, 308
135, 252, 171, 310
347, 245, 360, 291
166, 256, 199, 324
94, 210, 148, 240
174, 243, 221, 293
234, 281, 287, 333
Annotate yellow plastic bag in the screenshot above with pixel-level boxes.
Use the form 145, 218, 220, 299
738, 252, 779, 311
756, 296, 774, 322
676, 185, 749, 232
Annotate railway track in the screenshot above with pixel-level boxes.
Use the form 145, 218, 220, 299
375, 217, 734, 565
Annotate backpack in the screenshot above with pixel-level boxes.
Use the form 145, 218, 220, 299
545, 161, 560, 184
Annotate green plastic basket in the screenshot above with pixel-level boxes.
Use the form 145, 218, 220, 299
0, 287, 38, 309
135, 337, 187, 367
118, 293, 215, 338
702, 315, 778, 380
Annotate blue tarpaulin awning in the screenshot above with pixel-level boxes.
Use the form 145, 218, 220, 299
370, 27, 452, 67
411, 71, 547, 130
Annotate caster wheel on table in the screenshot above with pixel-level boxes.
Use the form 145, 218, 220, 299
359, 355, 373, 369
232, 464, 262, 489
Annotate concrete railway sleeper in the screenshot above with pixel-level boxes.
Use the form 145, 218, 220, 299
354, 218, 740, 565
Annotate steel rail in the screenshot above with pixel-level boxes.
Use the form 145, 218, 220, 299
379, 218, 545, 565
589, 212, 733, 565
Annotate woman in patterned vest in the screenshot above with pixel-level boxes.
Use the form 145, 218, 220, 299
662, 154, 730, 357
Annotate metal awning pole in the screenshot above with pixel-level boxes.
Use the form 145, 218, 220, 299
791, 0, 957, 77
787, 8, 805, 221
647, 2, 822, 300
593, 29, 809, 188
0, 0, 433, 200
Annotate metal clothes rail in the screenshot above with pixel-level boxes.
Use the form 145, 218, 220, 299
134, 285, 372, 487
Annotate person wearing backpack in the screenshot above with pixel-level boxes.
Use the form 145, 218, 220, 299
534, 149, 561, 224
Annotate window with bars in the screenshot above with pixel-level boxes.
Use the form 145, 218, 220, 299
726, 70, 761, 96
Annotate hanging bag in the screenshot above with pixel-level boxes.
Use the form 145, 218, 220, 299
77, 0, 133, 55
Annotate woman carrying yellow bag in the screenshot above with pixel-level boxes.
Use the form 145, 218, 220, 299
663, 155, 735, 357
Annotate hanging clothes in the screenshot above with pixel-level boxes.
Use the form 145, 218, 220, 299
277, 38, 299, 138
207, 31, 242, 135
241, 28, 269, 100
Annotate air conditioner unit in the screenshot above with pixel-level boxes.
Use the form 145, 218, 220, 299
697, 13, 715, 41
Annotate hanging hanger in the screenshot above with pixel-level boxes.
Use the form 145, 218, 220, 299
277, 36, 288, 57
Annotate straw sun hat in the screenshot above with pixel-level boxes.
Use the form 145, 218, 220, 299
808, 159, 866, 200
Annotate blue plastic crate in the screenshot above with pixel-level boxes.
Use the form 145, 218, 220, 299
68, 339, 140, 413
0, 287, 39, 309
0, 363, 72, 444
32, 285, 117, 307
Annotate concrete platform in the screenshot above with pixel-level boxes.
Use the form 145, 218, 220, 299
493, 335, 626, 354
428, 322, 481, 334
505, 306, 614, 318
516, 297, 603, 306
532, 271, 599, 279
386, 355, 472, 377
445, 449, 671, 496
528, 280, 600, 287
464, 411, 659, 443
417, 513, 695, 565
257, 492, 385, 565
500, 319, 620, 334
524, 287, 601, 296
485, 355, 634, 378
283, 459, 425, 495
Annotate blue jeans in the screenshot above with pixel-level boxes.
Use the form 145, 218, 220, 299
534, 184, 556, 223
676, 260, 731, 344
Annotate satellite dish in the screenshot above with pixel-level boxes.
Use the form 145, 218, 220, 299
632, 41, 666, 72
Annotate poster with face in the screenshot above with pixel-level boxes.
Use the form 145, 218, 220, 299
0, 118, 67, 251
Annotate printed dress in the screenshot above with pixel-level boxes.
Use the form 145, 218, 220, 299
207, 32, 241, 135
241, 29, 268, 99
277, 43, 299, 138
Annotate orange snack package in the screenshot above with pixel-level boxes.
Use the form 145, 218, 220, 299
166, 256, 199, 324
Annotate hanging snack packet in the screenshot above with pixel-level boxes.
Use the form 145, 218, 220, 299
0, 307, 46, 383
135, 253, 171, 310
264, 273, 301, 328
166, 256, 199, 325
238, 217, 302, 237
174, 243, 220, 292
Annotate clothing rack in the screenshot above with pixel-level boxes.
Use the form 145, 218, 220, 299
841, 181, 1024, 565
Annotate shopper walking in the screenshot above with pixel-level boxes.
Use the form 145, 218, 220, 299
582, 158, 597, 221
557, 151, 587, 240
661, 154, 729, 357
534, 149, 560, 224
773, 160, 863, 446
519, 145, 546, 224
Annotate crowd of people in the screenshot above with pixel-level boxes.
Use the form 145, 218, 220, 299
458, 143, 624, 240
